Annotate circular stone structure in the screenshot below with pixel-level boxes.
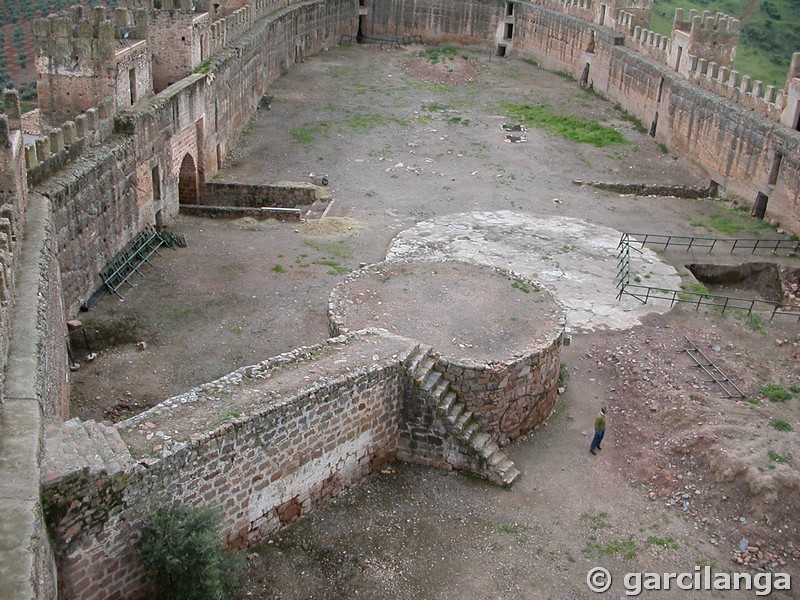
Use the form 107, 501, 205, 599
387, 211, 682, 332
329, 259, 565, 443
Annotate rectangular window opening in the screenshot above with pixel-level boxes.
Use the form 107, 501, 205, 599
506, 2, 514, 16
504, 23, 514, 40
151, 166, 161, 200
128, 68, 137, 106
496, 44, 507, 57
768, 153, 782, 186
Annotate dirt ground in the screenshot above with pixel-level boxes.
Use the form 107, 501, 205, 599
68, 46, 800, 598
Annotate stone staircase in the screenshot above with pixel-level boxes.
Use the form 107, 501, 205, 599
405, 345, 520, 487
41, 418, 134, 483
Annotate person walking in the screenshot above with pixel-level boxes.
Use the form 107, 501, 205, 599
590, 406, 607, 455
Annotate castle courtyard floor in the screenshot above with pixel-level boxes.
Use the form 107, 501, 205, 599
70, 45, 799, 598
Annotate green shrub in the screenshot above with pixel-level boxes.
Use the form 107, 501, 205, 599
138, 504, 243, 600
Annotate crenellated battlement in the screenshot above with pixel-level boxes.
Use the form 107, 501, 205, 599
33, 5, 153, 57
23, 98, 116, 187
673, 8, 740, 35
206, 0, 283, 58
121, 0, 211, 13
630, 24, 669, 55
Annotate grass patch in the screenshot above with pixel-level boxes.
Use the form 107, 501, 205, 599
678, 281, 711, 301
511, 279, 532, 293
220, 410, 241, 422
613, 103, 648, 133
646, 535, 679, 550
770, 419, 793, 432
315, 259, 350, 276
447, 116, 470, 126
345, 114, 408, 132
761, 383, 794, 402
420, 45, 462, 64
501, 102, 627, 147
494, 522, 531, 535
289, 121, 331, 143
554, 70, 576, 82
745, 312, 764, 331
580, 511, 610, 531
768, 450, 790, 464
583, 536, 638, 559
558, 363, 570, 388
422, 101, 453, 112
657, 142, 669, 154
272, 264, 286, 273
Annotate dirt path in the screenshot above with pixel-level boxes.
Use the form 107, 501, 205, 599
69, 46, 800, 598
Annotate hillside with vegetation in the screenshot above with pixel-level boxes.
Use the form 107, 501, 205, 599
651, 0, 800, 86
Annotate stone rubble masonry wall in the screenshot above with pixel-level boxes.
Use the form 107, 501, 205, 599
43, 330, 410, 600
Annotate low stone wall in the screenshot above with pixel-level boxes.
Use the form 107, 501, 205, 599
201, 181, 319, 208
43, 331, 411, 600
573, 180, 715, 199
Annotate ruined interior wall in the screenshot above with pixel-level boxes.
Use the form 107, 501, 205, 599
202, 181, 318, 207
434, 343, 562, 446
114, 42, 152, 110
44, 359, 404, 600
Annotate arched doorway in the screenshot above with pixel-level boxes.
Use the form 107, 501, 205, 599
178, 153, 198, 205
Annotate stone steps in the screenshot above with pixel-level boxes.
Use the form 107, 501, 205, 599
407, 344, 520, 487
42, 418, 134, 484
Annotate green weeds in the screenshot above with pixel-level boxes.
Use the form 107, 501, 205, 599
761, 383, 795, 403
770, 419, 793, 432
501, 102, 627, 147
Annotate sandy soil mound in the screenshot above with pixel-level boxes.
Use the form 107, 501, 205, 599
297, 217, 361, 236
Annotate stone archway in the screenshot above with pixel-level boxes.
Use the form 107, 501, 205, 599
178, 153, 198, 205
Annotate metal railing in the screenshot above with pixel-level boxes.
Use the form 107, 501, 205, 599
615, 233, 800, 321
621, 232, 800, 255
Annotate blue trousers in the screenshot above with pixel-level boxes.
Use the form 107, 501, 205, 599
590, 428, 605, 453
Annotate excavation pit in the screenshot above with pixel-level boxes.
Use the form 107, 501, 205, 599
686, 262, 799, 304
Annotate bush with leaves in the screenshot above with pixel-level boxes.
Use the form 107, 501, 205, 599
138, 504, 244, 600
